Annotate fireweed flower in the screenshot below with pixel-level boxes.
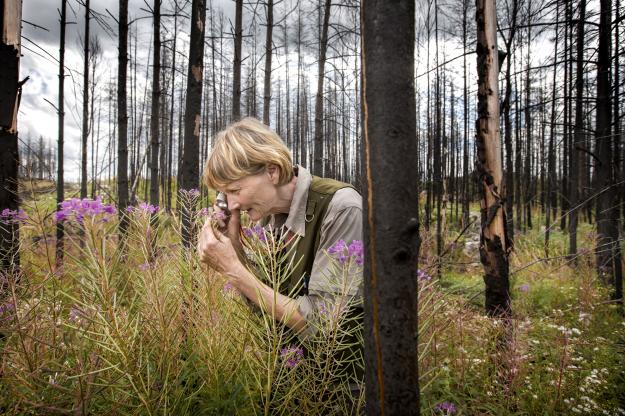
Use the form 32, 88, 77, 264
222, 282, 235, 294
138, 262, 152, 272
55, 196, 117, 224
434, 402, 457, 415
138, 202, 159, 214
280, 345, 304, 368
180, 188, 201, 199
242, 225, 266, 242
0, 208, 28, 224
328, 239, 364, 265
417, 269, 432, 282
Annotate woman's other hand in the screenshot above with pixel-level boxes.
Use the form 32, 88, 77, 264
197, 218, 241, 274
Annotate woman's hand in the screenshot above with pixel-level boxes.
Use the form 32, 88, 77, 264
214, 203, 243, 257
197, 218, 241, 275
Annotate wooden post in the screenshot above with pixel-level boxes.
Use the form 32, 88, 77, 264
0, 0, 23, 274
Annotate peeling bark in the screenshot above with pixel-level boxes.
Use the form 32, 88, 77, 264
475, 0, 511, 317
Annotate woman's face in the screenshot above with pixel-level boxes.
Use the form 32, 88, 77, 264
222, 166, 280, 222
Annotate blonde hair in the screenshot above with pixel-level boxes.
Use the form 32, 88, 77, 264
203, 117, 294, 190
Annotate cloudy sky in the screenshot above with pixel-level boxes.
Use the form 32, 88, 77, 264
18, 0, 234, 181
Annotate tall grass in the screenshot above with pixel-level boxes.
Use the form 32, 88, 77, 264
1, 197, 624, 415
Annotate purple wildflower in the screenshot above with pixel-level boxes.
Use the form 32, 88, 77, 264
328, 239, 347, 256
222, 282, 235, 294
198, 207, 211, 216
68, 307, 82, 322
138, 202, 159, 214
348, 240, 364, 265
280, 345, 304, 368
0, 301, 16, 323
0, 301, 15, 315
0, 208, 28, 224
434, 402, 457, 415
242, 225, 266, 242
519, 284, 530, 293
328, 239, 364, 266
138, 262, 151, 271
56, 196, 116, 224
180, 188, 201, 199
417, 269, 432, 282
126, 206, 135, 213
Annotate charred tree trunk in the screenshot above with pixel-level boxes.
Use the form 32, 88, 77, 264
232, 0, 243, 121
362, 0, 420, 412
0, 0, 22, 274
569, 0, 585, 258
80, 0, 90, 198
262, 0, 273, 125
313, 0, 332, 176
594, 0, 623, 300
117, 0, 129, 236
180, 0, 206, 247
476, 0, 511, 317
56, 0, 67, 266
462, 0, 470, 227
545, 0, 559, 257
149, 0, 161, 207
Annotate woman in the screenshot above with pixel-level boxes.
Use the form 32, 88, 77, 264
197, 117, 363, 341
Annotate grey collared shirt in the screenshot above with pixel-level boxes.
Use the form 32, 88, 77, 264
270, 166, 363, 339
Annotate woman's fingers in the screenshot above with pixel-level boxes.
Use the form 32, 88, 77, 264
197, 218, 235, 271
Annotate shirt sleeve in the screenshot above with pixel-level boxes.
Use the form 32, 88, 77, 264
294, 187, 363, 339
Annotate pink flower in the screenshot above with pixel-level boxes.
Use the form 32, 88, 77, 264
280, 345, 304, 368
138, 202, 159, 214
0, 208, 28, 224
328, 239, 364, 266
56, 196, 116, 224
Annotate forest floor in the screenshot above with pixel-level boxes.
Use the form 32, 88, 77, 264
0, 187, 624, 415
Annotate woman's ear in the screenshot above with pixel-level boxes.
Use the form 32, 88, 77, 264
266, 164, 281, 184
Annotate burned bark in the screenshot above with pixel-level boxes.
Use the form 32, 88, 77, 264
475, 0, 511, 317
361, 0, 420, 413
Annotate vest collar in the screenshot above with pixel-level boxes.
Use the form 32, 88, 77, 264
278, 165, 310, 237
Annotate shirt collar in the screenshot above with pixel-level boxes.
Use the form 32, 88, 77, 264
282, 165, 310, 237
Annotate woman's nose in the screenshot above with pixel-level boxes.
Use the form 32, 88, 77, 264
227, 195, 241, 210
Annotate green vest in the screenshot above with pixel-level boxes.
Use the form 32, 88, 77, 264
282, 176, 364, 382
284, 175, 354, 295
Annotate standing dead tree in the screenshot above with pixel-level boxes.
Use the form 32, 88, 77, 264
475, 0, 511, 317
313, 0, 331, 176
0, 0, 23, 275
149, 0, 162, 207
361, 0, 420, 413
117, 0, 130, 236
80, 0, 90, 199
56, 0, 67, 266
180, 0, 206, 247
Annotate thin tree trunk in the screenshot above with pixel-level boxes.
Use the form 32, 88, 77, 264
545, 0, 559, 257
56, 0, 67, 266
313, 0, 332, 176
569, 0, 585, 258
462, 0, 470, 226
149, 0, 161, 206
80, 0, 90, 198
262, 0, 273, 125
232, 0, 243, 121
